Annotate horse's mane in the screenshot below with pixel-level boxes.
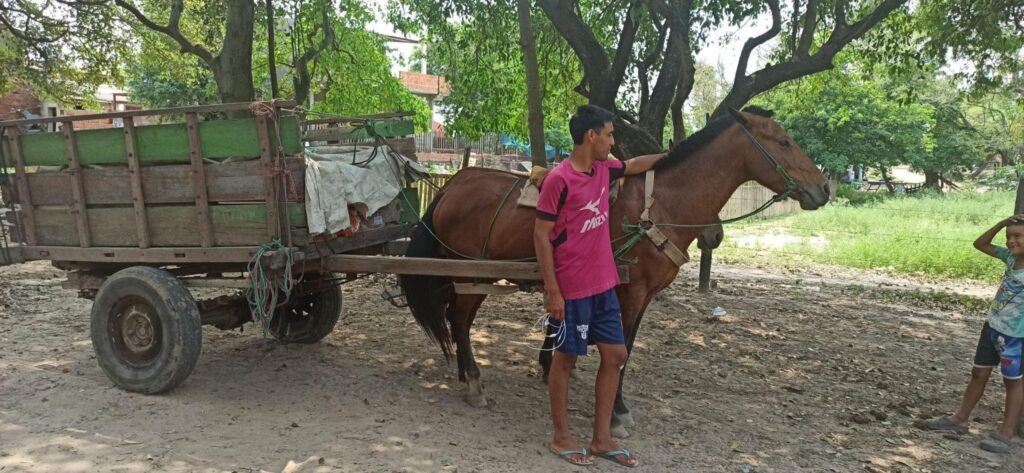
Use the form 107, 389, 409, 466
653, 106, 774, 170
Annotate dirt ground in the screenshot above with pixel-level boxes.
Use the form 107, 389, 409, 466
1, 260, 1023, 472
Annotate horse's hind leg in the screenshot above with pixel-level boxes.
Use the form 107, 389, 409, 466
448, 293, 488, 407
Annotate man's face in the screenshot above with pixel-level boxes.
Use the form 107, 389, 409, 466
586, 122, 615, 161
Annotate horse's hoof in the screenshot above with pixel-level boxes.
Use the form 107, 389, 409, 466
610, 424, 630, 439
617, 411, 636, 428
465, 379, 488, 407
464, 393, 488, 408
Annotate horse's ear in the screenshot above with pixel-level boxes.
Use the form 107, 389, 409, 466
728, 107, 748, 126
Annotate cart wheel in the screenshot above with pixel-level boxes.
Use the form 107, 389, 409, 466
268, 273, 342, 344
90, 266, 202, 394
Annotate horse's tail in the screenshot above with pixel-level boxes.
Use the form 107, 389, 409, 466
401, 194, 455, 359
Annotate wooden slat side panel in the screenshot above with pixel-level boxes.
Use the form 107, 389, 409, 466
25, 158, 306, 206
34, 204, 308, 247
3, 128, 38, 245
20, 116, 303, 166
62, 121, 92, 247
186, 113, 214, 247
122, 117, 150, 248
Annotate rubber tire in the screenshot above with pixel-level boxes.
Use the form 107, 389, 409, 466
269, 274, 343, 344
90, 266, 202, 394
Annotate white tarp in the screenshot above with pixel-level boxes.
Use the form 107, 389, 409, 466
304, 145, 428, 235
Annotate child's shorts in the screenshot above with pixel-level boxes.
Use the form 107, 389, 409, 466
552, 289, 625, 356
974, 322, 1023, 380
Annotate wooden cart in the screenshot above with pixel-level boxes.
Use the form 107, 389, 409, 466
0, 102, 622, 394
0, 101, 427, 393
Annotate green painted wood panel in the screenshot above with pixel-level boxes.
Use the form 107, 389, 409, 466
17, 116, 302, 166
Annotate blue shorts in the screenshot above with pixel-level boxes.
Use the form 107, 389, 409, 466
974, 322, 1023, 380
552, 289, 625, 356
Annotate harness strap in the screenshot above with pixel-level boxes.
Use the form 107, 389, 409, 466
637, 169, 688, 267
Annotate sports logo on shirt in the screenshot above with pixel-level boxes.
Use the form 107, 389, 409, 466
580, 187, 608, 233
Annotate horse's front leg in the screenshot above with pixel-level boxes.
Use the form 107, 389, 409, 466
448, 293, 489, 407
610, 285, 654, 438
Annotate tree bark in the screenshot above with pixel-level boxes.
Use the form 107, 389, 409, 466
712, 0, 906, 118
212, 0, 256, 103
924, 171, 941, 188
266, 0, 279, 99
516, 0, 547, 168
116, 0, 256, 104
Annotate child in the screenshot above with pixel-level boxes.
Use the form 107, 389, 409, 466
924, 215, 1024, 453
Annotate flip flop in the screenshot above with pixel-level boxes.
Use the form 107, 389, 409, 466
979, 432, 1012, 454
550, 446, 593, 466
922, 415, 969, 434
594, 449, 639, 468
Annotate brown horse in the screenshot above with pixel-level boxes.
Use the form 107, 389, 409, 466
401, 107, 830, 437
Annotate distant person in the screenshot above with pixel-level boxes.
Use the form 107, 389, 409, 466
923, 215, 1024, 453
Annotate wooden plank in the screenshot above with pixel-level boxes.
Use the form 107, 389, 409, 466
302, 111, 415, 125
304, 224, 413, 257
307, 137, 416, 158
4, 128, 38, 245
20, 116, 303, 166
33, 204, 307, 247
453, 283, 519, 295
122, 117, 150, 248
63, 274, 250, 291
0, 100, 297, 127
21, 246, 266, 263
302, 120, 415, 141
25, 158, 305, 206
62, 121, 92, 247
186, 113, 214, 247
321, 254, 630, 282
256, 115, 279, 239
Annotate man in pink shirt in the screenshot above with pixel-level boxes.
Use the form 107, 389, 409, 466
534, 105, 665, 467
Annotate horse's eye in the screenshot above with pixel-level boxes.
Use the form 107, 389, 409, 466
779, 139, 790, 148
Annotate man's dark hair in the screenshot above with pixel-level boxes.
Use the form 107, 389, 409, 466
569, 105, 616, 145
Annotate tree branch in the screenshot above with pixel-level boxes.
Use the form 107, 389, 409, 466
732, 0, 781, 86
714, 0, 906, 118
537, 0, 612, 107
834, 0, 848, 27
113, 0, 214, 65
609, 0, 642, 93
796, 0, 818, 58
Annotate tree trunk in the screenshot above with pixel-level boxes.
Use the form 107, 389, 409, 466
924, 171, 941, 189
516, 0, 547, 168
266, 0, 279, 99
612, 118, 663, 158
211, 0, 256, 104
880, 167, 895, 193
1015, 170, 1024, 214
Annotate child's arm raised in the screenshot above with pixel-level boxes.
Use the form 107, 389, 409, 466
974, 215, 1024, 257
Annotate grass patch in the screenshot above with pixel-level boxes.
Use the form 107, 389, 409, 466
717, 188, 1013, 282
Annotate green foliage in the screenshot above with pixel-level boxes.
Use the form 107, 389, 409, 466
0, 1, 126, 102
834, 184, 890, 206
917, 0, 1024, 90
414, 11, 584, 140
720, 190, 1015, 281
760, 61, 934, 174
315, 29, 432, 131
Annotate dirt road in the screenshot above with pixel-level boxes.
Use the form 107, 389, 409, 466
1, 261, 1021, 472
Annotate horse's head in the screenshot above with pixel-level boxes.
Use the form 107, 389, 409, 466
729, 107, 830, 210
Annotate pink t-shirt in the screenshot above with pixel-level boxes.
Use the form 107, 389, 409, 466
536, 158, 625, 300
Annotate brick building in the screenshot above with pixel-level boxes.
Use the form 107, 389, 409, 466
0, 83, 143, 131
